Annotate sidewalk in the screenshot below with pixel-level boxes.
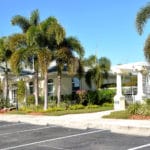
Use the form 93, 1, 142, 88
0, 110, 150, 136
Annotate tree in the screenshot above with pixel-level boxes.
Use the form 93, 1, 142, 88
85, 55, 111, 89
55, 37, 84, 106
0, 37, 12, 103
136, 3, 150, 62
11, 9, 40, 106
27, 17, 65, 110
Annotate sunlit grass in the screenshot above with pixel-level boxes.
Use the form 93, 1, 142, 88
7, 104, 113, 116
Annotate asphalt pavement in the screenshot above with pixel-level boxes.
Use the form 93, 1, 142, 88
0, 121, 150, 150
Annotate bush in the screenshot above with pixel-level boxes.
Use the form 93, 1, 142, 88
0, 98, 10, 108
27, 95, 35, 105
127, 103, 141, 115
69, 104, 85, 110
86, 90, 98, 104
76, 90, 87, 105
97, 89, 115, 105
145, 99, 150, 105
86, 104, 99, 109
87, 89, 115, 105
102, 102, 113, 107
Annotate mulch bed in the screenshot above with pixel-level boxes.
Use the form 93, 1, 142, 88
130, 115, 150, 120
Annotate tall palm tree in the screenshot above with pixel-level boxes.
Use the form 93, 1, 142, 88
136, 3, 150, 62
55, 37, 84, 106
11, 9, 40, 106
27, 17, 65, 110
0, 37, 12, 103
85, 55, 111, 89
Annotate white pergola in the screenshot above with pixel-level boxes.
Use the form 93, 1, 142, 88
112, 62, 150, 110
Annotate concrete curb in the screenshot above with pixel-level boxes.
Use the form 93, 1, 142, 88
0, 110, 150, 136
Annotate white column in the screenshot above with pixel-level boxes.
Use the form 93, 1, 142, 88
137, 71, 143, 96
135, 70, 145, 102
116, 73, 122, 96
114, 70, 125, 110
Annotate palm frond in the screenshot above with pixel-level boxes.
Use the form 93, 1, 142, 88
144, 34, 150, 62
30, 9, 40, 26
38, 48, 52, 75
8, 34, 27, 51
136, 3, 150, 35
11, 15, 30, 33
66, 36, 84, 57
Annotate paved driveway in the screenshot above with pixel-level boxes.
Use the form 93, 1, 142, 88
0, 121, 150, 150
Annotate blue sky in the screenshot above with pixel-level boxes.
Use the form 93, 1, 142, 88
1, 0, 150, 65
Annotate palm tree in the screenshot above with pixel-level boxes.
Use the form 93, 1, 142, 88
11, 9, 40, 106
85, 55, 111, 89
136, 3, 150, 62
9, 34, 29, 108
27, 17, 65, 110
0, 37, 12, 103
55, 37, 84, 106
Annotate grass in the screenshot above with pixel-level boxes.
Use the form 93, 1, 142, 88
103, 110, 130, 119
6, 105, 113, 116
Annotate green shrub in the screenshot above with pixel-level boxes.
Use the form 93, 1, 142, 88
102, 102, 113, 107
0, 97, 10, 108
145, 99, 150, 105
127, 103, 150, 116
27, 95, 35, 105
97, 89, 115, 105
127, 103, 141, 115
69, 104, 85, 110
86, 104, 99, 109
86, 89, 115, 105
38, 96, 44, 105
86, 90, 98, 104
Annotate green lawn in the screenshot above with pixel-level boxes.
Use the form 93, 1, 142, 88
103, 110, 130, 119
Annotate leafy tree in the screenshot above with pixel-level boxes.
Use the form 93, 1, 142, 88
85, 55, 111, 89
136, 3, 150, 62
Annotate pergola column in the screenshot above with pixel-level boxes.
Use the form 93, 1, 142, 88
135, 70, 146, 102
114, 70, 125, 110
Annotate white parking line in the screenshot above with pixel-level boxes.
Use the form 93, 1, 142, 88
0, 122, 25, 128
128, 143, 150, 150
0, 125, 57, 136
0, 129, 106, 150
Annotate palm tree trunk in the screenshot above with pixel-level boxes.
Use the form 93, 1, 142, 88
4, 62, 9, 105
44, 71, 48, 110
57, 75, 61, 107
34, 70, 39, 106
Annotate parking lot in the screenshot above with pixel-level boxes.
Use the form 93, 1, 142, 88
0, 121, 150, 150
0, 121, 149, 150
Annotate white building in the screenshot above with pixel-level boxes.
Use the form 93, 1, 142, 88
0, 61, 96, 105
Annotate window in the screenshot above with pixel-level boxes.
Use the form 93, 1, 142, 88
48, 79, 53, 96
29, 82, 34, 94
72, 77, 80, 93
